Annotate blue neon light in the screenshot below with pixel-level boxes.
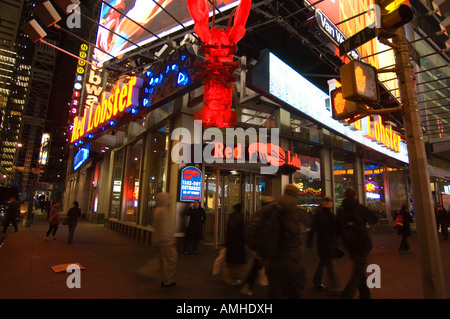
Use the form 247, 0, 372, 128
181, 55, 187, 61
142, 98, 150, 107
73, 147, 89, 171
177, 71, 189, 86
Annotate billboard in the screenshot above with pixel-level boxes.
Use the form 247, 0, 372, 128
306, 0, 403, 99
94, 0, 239, 64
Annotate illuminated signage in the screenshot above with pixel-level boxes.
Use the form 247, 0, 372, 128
73, 147, 89, 171
340, 60, 379, 103
305, 0, 401, 99
71, 76, 143, 144
248, 51, 408, 163
38, 133, 50, 165
331, 87, 362, 120
84, 69, 104, 107
94, 0, 239, 64
205, 142, 302, 169
179, 166, 202, 202
365, 180, 382, 199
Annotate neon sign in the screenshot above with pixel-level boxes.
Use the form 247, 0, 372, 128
179, 166, 202, 202
187, 0, 251, 128
365, 180, 381, 200
73, 147, 89, 171
207, 142, 302, 170
71, 76, 143, 144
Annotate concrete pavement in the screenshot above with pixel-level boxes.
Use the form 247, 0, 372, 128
1, 211, 450, 300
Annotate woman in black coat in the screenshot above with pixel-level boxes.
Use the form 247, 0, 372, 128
225, 203, 246, 285
396, 204, 414, 254
184, 200, 206, 254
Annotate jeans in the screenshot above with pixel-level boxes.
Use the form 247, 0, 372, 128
399, 235, 410, 252
266, 266, 306, 299
313, 257, 338, 289
340, 251, 370, 299
68, 223, 77, 243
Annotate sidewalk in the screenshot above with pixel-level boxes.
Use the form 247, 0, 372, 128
1, 212, 449, 299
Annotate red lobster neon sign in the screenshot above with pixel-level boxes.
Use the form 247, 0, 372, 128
187, 0, 251, 128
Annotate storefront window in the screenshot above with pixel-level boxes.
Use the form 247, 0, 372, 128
292, 142, 322, 212
143, 129, 168, 226
333, 151, 355, 207
122, 139, 143, 223
291, 114, 320, 143
110, 149, 125, 219
388, 165, 409, 216
364, 162, 386, 217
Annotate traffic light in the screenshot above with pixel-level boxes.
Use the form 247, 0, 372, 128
432, 0, 450, 48
340, 60, 379, 103
330, 87, 363, 121
377, 0, 413, 30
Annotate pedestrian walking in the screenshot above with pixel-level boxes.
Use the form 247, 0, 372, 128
336, 188, 378, 299
247, 184, 310, 299
306, 196, 342, 292
436, 204, 450, 240
2, 196, 20, 233
44, 201, 61, 241
224, 203, 246, 286
153, 192, 178, 288
67, 201, 81, 244
183, 200, 206, 254
394, 204, 414, 254
240, 196, 274, 296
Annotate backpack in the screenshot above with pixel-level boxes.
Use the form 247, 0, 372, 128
392, 213, 404, 229
246, 204, 285, 259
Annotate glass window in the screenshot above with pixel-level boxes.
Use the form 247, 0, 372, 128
387, 165, 409, 215
290, 114, 320, 143
292, 143, 322, 212
110, 149, 125, 219
333, 151, 355, 207
364, 162, 386, 217
122, 139, 143, 223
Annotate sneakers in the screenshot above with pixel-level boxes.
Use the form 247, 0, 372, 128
314, 284, 328, 291
230, 279, 241, 286
161, 281, 176, 288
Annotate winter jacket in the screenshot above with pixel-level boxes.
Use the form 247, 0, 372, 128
307, 206, 338, 258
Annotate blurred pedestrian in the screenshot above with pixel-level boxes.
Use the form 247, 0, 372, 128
395, 204, 414, 254
436, 204, 450, 240
44, 201, 60, 241
248, 184, 310, 299
306, 196, 342, 292
153, 192, 177, 288
183, 200, 206, 254
225, 203, 246, 286
67, 201, 81, 244
240, 196, 274, 296
2, 196, 19, 233
337, 188, 378, 299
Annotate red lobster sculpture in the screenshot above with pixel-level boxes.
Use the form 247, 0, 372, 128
187, 0, 251, 128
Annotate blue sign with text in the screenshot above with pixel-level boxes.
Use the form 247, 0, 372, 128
179, 166, 202, 202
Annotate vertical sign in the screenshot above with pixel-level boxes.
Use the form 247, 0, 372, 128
179, 166, 202, 202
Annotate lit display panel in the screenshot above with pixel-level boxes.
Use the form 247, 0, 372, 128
94, 0, 239, 64
266, 52, 409, 163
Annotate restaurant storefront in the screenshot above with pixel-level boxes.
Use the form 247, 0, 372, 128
64, 50, 411, 247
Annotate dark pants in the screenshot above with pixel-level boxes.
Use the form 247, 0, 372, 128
244, 258, 263, 289
46, 224, 58, 237
68, 223, 77, 243
313, 257, 338, 288
399, 235, 410, 252
266, 266, 306, 299
441, 223, 449, 240
340, 252, 370, 299
184, 239, 199, 253
2, 217, 18, 233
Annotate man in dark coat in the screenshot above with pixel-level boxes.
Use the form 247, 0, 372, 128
251, 184, 311, 299
306, 196, 341, 291
2, 196, 20, 233
436, 204, 450, 240
337, 188, 378, 299
183, 200, 206, 254
67, 201, 81, 244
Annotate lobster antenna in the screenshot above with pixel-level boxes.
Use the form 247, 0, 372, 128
212, 0, 216, 28
228, 7, 237, 29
